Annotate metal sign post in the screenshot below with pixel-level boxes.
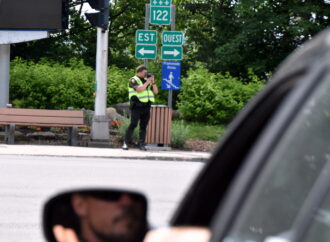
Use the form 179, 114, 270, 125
168, 4, 176, 108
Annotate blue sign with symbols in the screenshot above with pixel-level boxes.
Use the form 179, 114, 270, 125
161, 61, 181, 90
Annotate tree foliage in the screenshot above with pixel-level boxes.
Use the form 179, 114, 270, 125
178, 0, 330, 77
9, 58, 168, 109
10, 1, 330, 78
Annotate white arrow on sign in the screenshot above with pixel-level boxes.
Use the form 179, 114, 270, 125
164, 49, 180, 57
138, 48, 155, 56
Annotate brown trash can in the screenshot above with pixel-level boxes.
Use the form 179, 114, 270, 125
146, 105, 172, 146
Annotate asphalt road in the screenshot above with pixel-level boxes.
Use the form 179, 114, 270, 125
0, 155, 203, 242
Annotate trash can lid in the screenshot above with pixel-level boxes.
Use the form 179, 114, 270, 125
151, 105, 169, 108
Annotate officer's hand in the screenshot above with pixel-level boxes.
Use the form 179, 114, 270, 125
148, 76, 155, 84
146, 77, 153, 84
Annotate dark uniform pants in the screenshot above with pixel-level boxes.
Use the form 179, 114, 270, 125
125, 106, 151, 145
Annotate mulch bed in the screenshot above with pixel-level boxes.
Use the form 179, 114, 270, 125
0, 126, 216, 152
111, 136, 216, 152
184, 139, 217, 152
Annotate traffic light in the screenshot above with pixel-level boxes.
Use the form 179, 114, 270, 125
85, 0, 109, 30
62, 0, 70, 29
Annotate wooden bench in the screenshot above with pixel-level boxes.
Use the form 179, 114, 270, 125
0, 108, 86, 146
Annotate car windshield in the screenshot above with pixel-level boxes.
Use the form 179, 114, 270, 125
223, 71, 330, 242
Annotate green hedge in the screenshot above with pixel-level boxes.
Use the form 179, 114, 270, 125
10, 59, 167, 110
107, 66, 134, 106
10, 59, 264, 124
10, 58, 95, 109
177, 64, 265, 124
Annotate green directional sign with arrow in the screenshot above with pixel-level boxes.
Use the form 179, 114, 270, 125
161, 46, 183, 60
135, 45, 157, 59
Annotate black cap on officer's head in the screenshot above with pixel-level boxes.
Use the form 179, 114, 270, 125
136, 65, 147, 74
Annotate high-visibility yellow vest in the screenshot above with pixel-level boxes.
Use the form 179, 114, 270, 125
128, 76, 155, 103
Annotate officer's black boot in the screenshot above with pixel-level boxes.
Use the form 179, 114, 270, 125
138, 140, 147, 151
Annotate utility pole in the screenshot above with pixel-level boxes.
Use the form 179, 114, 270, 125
91, 27, 110, 142
85, 0, 111, 146
0, 44, 10, 107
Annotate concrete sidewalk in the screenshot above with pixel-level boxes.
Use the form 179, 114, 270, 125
0, 144, 210, 162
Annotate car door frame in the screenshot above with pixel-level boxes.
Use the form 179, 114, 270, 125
209, 55, 330, 241
171, 64, 308, 227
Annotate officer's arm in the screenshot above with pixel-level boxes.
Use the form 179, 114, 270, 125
135, 79, 152, 92
149, 76, 158, 95
152, 83, 159, 95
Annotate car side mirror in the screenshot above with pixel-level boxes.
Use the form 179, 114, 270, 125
42, 189, 149, 242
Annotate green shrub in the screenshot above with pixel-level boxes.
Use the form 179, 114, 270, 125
107, 66, 134, 106
177, 63, 264, 124
171, 120, 189, 148
10, 58, 95, 109
118, 118, 139, 143
10, 58, 168, 110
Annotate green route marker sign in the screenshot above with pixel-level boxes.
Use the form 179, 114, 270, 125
136, 30, 157, 45
161, 46, 183, 60
150, 0, 172, 25
135, 45, 157, 59
162, 31, 184, 46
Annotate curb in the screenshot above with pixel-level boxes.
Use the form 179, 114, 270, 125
0, 153, 208, 162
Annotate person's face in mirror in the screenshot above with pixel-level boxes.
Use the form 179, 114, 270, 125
70, 193, 145, 242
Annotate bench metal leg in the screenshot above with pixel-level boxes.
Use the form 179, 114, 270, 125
5, 124, 15, 144
68, 126, 78, 146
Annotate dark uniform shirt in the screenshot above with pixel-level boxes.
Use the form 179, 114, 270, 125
129, 76, 151, 105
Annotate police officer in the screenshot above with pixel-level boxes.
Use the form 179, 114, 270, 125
123, 65, 158, 151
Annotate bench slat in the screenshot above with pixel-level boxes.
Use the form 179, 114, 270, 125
0, 115, 84, 126
0, 123, 85, 128
0, 108, 83, 118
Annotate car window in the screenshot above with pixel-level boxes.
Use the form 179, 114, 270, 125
302, 190, 330, 242
222, 71, 330, 242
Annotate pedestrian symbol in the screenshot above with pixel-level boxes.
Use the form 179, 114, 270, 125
162, 61, 181, 90
163, 72, 179, 89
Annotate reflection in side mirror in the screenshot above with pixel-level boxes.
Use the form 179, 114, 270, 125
42, 189, 149, 242
264, 237, 292, 242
